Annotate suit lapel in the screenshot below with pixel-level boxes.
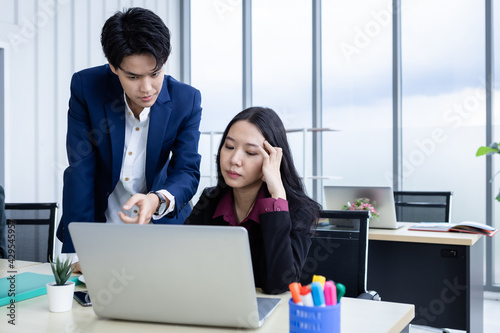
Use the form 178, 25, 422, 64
146, 78, 172, 190
104, 70, 126, 189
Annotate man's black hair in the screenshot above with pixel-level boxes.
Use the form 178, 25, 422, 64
101, 7, 171, 71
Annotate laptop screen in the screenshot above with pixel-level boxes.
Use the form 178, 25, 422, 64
323, 186, 399, 229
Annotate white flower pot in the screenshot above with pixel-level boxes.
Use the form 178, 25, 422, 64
46, 281, 75, 312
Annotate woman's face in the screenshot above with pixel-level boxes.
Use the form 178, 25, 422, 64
219, 120, 265, 191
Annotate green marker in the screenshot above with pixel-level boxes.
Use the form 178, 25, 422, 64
336, 282, 346, 303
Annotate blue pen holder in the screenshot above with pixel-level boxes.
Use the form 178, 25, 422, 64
289, 298, 341, 333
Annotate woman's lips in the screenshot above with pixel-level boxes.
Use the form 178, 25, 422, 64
140, 95, 153, 102
226, 171, 241, 178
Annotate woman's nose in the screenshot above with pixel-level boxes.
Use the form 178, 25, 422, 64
230, 150, 242, 166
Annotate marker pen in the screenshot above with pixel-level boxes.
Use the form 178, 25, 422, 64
336, 282, 346, 303
311, 282, 325, 307
299, 285, 314, 307
312, 275, 326, 289
289, 282, 303, 305
324, 280, 337, 306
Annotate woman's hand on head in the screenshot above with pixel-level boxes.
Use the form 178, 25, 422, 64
259, 140, 286, 200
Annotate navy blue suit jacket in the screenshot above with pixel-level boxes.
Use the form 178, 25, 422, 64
57, 65, 202, 253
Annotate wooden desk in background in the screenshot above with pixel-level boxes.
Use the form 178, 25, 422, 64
368, 222, 483, 332
0, 261, 415, 333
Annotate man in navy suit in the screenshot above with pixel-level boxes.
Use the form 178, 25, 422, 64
57, 8, 202, 256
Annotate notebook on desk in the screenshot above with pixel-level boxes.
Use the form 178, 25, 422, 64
69, 223, 281, 329
324, 185, 404, 229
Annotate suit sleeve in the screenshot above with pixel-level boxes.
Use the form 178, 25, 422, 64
58, 72, 97, 253
259, 211, 311, 294
159, 90, 202, 215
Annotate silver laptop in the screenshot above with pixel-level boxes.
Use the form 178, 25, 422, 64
69, 223, 281, 328
324, 186, 403, 229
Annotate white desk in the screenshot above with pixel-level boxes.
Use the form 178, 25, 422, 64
369, 222, 482, 246
368, 223, 483, 332
0, 260, 43, 272
1, 261, 414, 332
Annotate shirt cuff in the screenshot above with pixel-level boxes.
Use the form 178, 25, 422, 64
259, 197, 289, 213
152, 189, 175, 220
60, 252, 79, 264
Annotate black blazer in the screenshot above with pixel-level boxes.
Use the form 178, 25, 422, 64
185, 187, 311, 294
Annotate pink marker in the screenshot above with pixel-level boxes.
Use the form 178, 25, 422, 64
324, 280, 337, 306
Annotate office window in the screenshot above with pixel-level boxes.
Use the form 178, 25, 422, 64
0, 48, 4, 187
321, 0, 392, 196
401, 1, 485, 225
191, 0, 242, 191
252, 0, 313, 190
493, 0, 500, 287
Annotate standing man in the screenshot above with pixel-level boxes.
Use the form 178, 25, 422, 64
57, 8, 202, 255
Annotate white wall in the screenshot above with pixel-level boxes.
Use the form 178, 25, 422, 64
0, 0, 182, 215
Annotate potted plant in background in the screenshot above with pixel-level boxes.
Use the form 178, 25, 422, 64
46, 257, 76, 312
476, 142, 500, 201
341, 197, 380, 221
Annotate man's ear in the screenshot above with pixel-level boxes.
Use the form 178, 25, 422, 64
109, 63, 118, 75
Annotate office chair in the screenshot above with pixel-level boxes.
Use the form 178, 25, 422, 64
393, 191, 454, 333
393, 191, 452, 222
4, 203, 58, 262
0, 186, 6, 259
300, 210, 379, 300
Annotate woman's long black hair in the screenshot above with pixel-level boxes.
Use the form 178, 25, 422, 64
215, 107, 321, 230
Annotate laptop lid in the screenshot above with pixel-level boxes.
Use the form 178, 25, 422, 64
68, 223, 280, 328
323, 186, 402, 229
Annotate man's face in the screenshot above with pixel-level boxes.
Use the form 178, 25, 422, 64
110, 54, 164, 115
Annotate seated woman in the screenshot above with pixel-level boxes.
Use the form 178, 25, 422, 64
185, 107, 321, 294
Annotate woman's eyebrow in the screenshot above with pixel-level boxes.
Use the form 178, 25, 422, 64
225, 136, 260, 148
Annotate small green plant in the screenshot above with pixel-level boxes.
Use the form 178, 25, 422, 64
49, 257, 76, 286
476, 142, 500, 201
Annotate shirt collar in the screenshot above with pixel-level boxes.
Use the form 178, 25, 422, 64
124, 92, 150, 122
213, 186, 266, 226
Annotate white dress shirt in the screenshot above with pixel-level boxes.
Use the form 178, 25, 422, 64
105, 93, 175, 223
